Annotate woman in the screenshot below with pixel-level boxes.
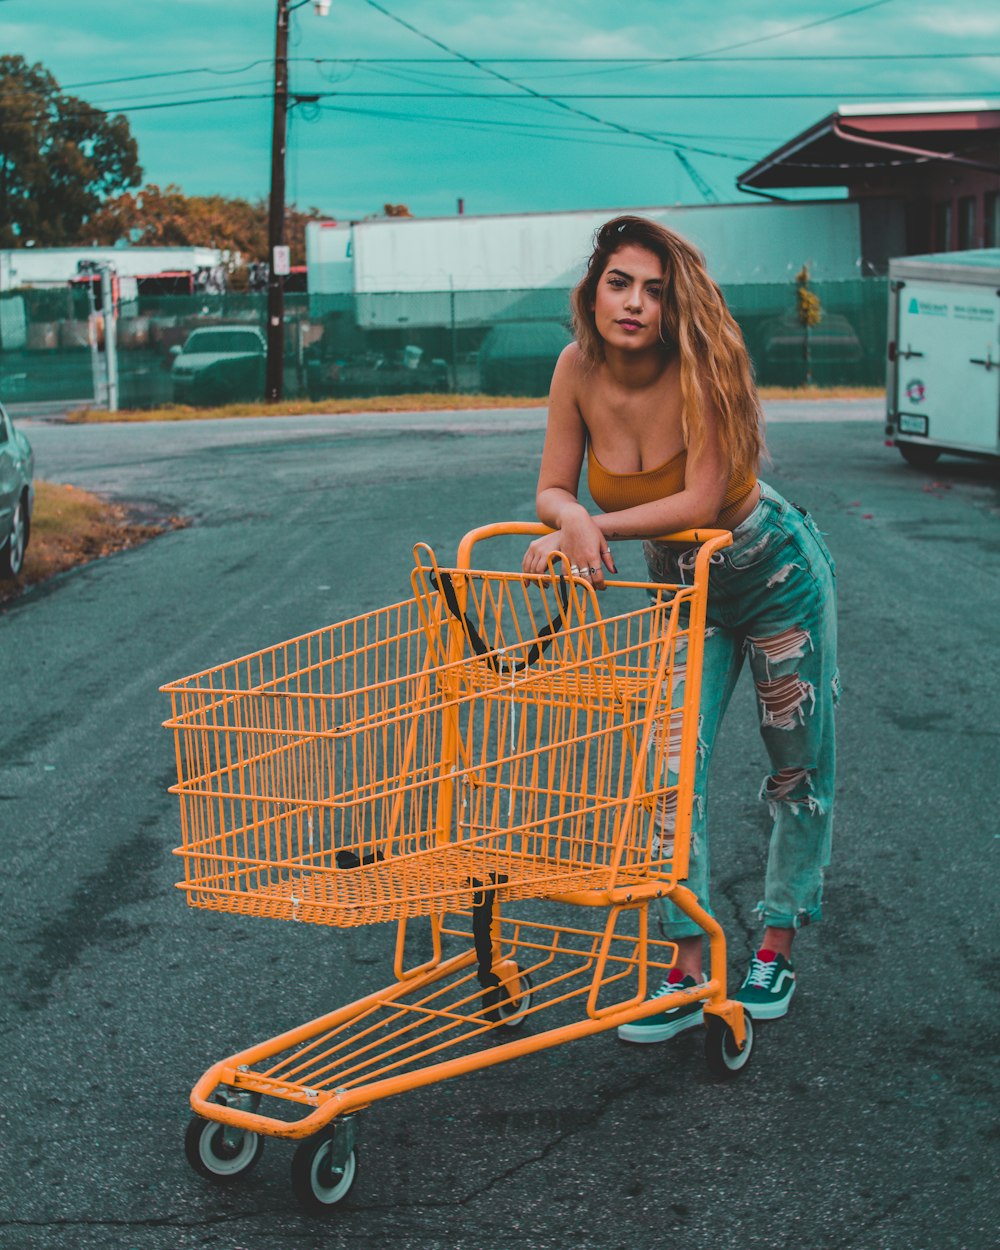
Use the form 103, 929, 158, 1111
522, 216, 839, 1042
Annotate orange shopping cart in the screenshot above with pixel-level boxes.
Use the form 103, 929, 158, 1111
162, 522, 753, 1214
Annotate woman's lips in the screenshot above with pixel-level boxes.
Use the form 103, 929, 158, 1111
617, 319, 642, 329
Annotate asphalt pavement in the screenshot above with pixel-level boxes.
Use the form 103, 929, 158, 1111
1, 400, 997, 1250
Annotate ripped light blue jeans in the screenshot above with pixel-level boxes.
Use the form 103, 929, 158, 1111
644, 481, 840, 940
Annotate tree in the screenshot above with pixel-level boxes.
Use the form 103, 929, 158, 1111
0, 55, 142, 247
84, 184, 325, 267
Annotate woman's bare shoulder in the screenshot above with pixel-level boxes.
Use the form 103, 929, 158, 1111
551, 341, 589, 393
546, 342, 590, 435
554, 340, 584, 370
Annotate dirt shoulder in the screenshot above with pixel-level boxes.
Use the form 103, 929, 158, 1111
0, 481, 186, 606
67, 385, 885, 424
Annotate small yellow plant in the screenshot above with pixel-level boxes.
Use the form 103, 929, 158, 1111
795, 265, 823, 383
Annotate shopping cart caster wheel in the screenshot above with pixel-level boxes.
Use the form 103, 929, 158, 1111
184, 1116, 264, 1183
497, 967, 534, 1028
483, 964, 533, 1028
704, 1012, 754, 1078
290, 1135, 358, 1214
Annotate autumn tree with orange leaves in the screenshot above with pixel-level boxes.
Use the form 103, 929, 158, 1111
84, 183, 326, 269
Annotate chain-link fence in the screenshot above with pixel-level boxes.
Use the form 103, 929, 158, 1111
0, 278, 887, 410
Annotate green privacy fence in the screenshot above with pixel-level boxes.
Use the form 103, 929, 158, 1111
0, 279, 887, 410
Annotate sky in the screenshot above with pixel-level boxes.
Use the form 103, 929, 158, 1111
2, 0, 999, 221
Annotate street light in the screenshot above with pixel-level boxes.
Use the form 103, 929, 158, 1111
266, 0, 329, 403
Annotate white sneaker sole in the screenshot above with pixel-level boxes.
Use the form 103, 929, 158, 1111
738, 981, 796, 1020
616, 1007, 705, 1044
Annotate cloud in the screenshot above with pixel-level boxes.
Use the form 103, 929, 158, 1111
912, 12, 1000, 38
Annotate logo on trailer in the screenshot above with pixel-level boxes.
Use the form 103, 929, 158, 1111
905, 379, 926, 405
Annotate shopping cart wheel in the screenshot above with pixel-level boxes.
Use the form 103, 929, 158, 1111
497, 966, 534, 1029
184, 1116, 264, 1183
290, 1134, 358, 1215
482, 962, 533, 1028
704, 1011, 754, 1078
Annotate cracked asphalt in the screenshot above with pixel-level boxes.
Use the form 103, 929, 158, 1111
1, 401, 997, 1250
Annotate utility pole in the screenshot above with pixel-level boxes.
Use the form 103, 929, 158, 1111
265, 0, 291, 403
265, 0, 329, 403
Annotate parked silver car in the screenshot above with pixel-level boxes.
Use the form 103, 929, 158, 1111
171, 325, 267, 405
0, 401, 34, 578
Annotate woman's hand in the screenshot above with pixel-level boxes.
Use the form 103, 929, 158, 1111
522, 513, 617, 590
522, 530, 566, 575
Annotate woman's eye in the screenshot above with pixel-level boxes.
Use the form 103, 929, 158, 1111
647, 286, 662, 298
608, 277, 626, 288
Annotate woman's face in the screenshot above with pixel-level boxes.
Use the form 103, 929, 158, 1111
591, 243, 666, 353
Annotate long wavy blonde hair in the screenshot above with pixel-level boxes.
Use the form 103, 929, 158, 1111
571, 215, 765, 478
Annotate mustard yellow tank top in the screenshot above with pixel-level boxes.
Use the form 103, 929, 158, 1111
587, 443, 757, 530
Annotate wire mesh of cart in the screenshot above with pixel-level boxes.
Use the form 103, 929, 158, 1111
162, 522, 754, 1214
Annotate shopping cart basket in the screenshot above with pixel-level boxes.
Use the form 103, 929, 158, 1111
162, 522, 753, 1213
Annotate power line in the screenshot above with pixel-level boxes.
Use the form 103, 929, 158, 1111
678, 0, 900, 60
356, 0, 987, 199
363, 0, 725, 200
3, 86, 993, 124
44, 80, 766, 169
314, 100, 765, 159
50, 49, 1000, 96
5, 80, 996, 116
58, 61, 275, 92
86, 90, 996, 100
77, 78, 274, 109
308, 90, 989, 98
314, 52, 1000, 62
0, 92, 271, 119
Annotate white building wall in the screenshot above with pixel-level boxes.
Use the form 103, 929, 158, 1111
0, 246, 226, 290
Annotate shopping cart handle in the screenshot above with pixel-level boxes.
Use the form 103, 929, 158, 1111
431, 569, 570, 674
456, 521, 732, 567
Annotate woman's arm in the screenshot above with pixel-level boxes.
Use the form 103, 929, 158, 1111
523, 347, 615, 585
533, 346, 589, 530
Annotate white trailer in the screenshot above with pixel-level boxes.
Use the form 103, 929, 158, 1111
887, 250, 1000, 468
0, 246, 226, 290
306, 201, 865, 328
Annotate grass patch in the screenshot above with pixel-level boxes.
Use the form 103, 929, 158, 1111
66, 393, 552, 424
758, 384, 884, 400
66, 385, 885, 424
0, 480, 186, 605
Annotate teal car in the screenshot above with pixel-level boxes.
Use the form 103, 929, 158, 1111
171, 326, 267, 405
0, 401, 34, 578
